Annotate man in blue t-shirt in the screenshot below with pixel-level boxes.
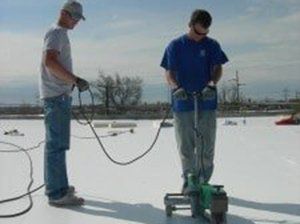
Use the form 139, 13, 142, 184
160, 9, 228, 193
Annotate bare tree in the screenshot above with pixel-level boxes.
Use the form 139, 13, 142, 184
93, 70, 143, 114
93, 70, 115, 115
111, 73, 143, 108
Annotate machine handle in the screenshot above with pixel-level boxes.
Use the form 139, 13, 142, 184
213, 185, 224, 192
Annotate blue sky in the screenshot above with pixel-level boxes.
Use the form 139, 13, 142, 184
1, 0, 300, 104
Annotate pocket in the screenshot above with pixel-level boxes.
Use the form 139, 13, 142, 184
59, 96, 72, 112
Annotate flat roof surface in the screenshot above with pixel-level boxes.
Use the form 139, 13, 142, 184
0, 116, 299, 224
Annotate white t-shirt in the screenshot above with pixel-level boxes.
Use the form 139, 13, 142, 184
39, 24, 73, 99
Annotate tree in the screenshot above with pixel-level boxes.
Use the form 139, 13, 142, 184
93, 70, 115, 114
111, 73, 143, 108
93, 70, 143, 114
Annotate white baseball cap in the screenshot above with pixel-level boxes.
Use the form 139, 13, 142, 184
62, 1, 85, 21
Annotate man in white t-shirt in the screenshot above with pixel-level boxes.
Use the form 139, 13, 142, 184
40, 1, 88, 207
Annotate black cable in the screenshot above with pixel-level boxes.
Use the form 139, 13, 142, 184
86, 115, 169, 165
76, 88, 172, 166
72, 88, 95, 126
0, 140, 45, 153
0, 184, 45, 204
0, 141, 44, 218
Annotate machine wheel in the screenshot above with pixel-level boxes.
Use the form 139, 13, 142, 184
166, 205, 173, 217
190, 195, 201, 218
211, 212, 227, 224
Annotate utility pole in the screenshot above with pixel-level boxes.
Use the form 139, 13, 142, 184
295, 91, 300, 99
282, 88, 289, 102
229, 70, 246, 103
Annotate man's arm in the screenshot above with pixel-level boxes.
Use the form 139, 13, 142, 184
165, 70, 179, 89
165, 70, 188, 100
211, 64, 223, 85
43, 50, 77, 85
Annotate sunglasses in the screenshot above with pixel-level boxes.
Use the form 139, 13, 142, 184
65, 11, 81, 21
193, 25, 209, 36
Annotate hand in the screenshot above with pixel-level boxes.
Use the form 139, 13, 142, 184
76, 77, 89, 92
172, 87, 188, 100
202, 85, 217, 100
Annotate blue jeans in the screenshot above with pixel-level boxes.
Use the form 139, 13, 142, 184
43, 94, 72, 200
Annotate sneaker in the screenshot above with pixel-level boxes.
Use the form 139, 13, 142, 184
49, 192, 84, 207
67, 185, 76, 195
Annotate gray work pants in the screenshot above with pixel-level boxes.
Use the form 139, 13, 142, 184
173, 110, 216, 183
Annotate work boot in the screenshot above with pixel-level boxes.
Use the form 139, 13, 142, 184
49, 191, 84, 207
182, 173, 199, 195
182, 182, 196, 195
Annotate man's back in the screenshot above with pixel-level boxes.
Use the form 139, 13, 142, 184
39, 25, 73, 99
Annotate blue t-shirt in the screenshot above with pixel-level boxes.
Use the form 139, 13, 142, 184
160, 34, 228, 112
